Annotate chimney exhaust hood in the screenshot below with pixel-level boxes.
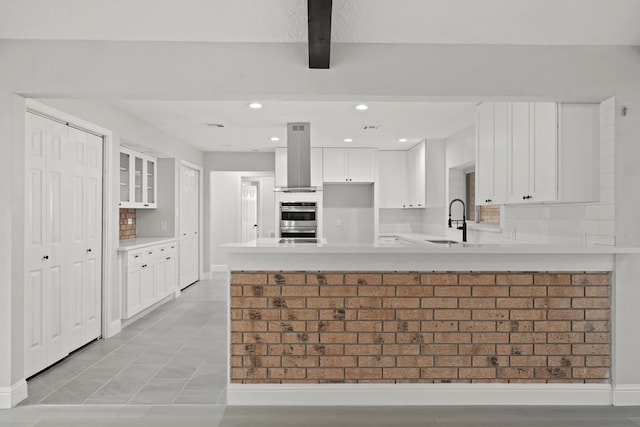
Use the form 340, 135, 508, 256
279, 122, 320, 192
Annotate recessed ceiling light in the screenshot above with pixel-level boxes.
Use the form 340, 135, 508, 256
270, 137, 280, 142
398, 138, 408, 142
355, 104, 369, 111
344, 138, 353, 143
248, 102, 263, 109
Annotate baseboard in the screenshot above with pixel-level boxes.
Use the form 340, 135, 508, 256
210, 264, 230, 273
0, 380, 28, 408
613, 385, 640, 405
105, 319, 122, 339
228, 383, 613, 406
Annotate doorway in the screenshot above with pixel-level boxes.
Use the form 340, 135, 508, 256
241, 180, 259, 243
179, 162, 201, 289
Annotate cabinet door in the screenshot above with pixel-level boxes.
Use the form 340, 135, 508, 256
133, 154, 144, 205
140, 263, 155, 306
126, 265, 142, 316
348, 149, 375, 183
165, 254, 177, 293
530, 102, 557, 202
311, 148, 323, 187
508, 102, 531, 203
425, 140, 446, 208
119, 150, 132, 206
378, 151, 408, 208
322, 148, 347, 182
155, 257, 167, 297
492, 102, 509, 204
274, 147, 287, 187
144, 157, 157, 208
476, 102, 495, 205
407, 143, 425, 207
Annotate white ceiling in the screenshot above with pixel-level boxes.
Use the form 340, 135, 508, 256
112, 100, 477, 152
1, 0, 639, 45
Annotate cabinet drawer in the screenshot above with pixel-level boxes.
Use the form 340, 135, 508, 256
156, 243, 177, 259
127, 251, 144, 265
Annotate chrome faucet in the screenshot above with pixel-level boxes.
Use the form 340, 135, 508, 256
448, 198, 467, 242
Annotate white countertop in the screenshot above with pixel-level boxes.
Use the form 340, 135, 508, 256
118, 237, 177, 252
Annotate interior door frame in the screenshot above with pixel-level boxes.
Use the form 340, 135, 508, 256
240, 179, 260, 242
25, 99, 120, 340
179, 160, 204, 283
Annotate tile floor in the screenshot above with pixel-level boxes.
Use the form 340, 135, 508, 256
21, 274, 228, 405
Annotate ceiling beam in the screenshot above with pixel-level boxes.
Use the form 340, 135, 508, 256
308, 0, 332, 69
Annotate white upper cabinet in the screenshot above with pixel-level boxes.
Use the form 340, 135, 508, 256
425, 139, 446, 208
322, 148, 375, 183
407, 142, 425, 207
378, 151, 409, 208
119, 147, 157, 209
478, 101, 597, 206
274, 147, 323, 187
476, 102, 508, 205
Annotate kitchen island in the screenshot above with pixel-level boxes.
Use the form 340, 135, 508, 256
221, 239, 640, 406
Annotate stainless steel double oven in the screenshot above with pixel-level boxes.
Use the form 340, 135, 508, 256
279, 201, 317, 239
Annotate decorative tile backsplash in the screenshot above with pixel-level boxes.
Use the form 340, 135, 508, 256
119, 208, 136, 240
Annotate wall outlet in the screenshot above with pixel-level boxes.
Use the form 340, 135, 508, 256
336, 218, 342, 227
160, 221, 167, 231
127, 218, 133, 225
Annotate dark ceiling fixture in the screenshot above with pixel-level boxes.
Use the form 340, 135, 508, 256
307, 0, 332, 69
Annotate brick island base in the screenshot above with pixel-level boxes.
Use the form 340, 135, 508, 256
230, 271, 610, 386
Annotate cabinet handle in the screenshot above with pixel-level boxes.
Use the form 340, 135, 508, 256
418, 204, 422, 206
160, 248, 164, 251
142, 264, 148, 268
171, 246, 175, 249
86, 248, 92, 253
166, 257, 171, 260
183, 233, 187, 236
43, 255, 49, 260
194, 231, 198, 235
148, 251, 153, 255
409, 204, 413, 207
523, 195, 532, 200
134, 254, 139, 258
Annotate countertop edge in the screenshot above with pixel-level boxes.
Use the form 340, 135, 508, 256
118, 237, 178, 251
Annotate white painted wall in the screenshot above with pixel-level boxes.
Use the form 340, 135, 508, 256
1, 40, 640, 405
323, 184, 375, 244
379, 209, 424, 234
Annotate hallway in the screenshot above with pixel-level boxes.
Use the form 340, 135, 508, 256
21, 275, 228, 405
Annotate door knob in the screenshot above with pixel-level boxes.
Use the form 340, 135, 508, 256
43, 255, 49, 260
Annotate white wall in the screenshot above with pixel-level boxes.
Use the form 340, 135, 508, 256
379, 209, 424, 234
323, 184, 375, 244
2, 40, 640, 404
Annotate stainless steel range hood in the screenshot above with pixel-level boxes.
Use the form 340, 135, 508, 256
280, 122, 319, 192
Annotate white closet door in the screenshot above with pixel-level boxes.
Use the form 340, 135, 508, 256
241, 184, 258, 243
179, 164, 199, 289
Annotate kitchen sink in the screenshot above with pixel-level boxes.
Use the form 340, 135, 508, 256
425, 239, 459, 244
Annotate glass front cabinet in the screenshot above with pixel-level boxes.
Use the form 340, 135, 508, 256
119, 147, 158, 209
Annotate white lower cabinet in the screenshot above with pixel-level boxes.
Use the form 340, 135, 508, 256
121, 241, 178, 319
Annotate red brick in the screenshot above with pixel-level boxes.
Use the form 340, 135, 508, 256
307, 321, 345, 332
422, 344, 458, 355
306, 368, 344, 379
396, 309, 434, 320
458, 344, 496, 355
319, 309, 357, 321
585, 287, 610, 297
282, 310, 318, 320
396, 286, 434, 297
434, 309, 471, 320
307, 344, 344, 356
397, 332, 433, 344
459, 274, 496, 285
434, 332, 471, 343
345, 368, 382, 379
231, 356, 243, 367
497, 367, 534, 378
396, 356, 434, 367
548, 333, 584, 344
572, 344, 609, 355
459, 298, 496, 309
244, 356, 282, 368
497, 344, 533, 355
572, 367, 609, 379
496, 274, 533, 285
383, 298, 421, 309
473, 286, 509, 297
534, 321, 572, 332
535, 367, 571, 379
421, 367, 458, 378
383, 367, 420, 379
496, 298, 533, 309
358, 309, 396, 320
283, 332, 319, 343
472, 333, 509, 343
383, 344, 421, 355
358, 286, 395, 297
243, 309, 281, 321
421, 273, 458, 285
384, 320, 420, 332
509, 310, 546, 321
510, 355, 548, 366
534, 273, 571, 286
268, 344, 306, 355
267, 321, 305, 332
359, 333, 395, 344
345, 273, 382, 285
535, 298, 571, 309
572, 298, 609, 309
548, 310, 584, 321
435, 356, 471, 367
548, 356, 585, 367
510, 287, 547, 297
232, 320, 268, 332
472, 310, 509, 321
320, 286, 357, 297
320, 356, 357, 367
509, 332, 546, 343
421, 298, 458, 308
268, 297, 306, 309
307, 273, 344, 285
345, 344, 382, 355
345, 321, 382, 332
585, 309, 610, 321
548, 286, 584, 297
345, 297, 382, 309
268, 368, 306, 379
585, 332, 610, 343
319, 333, 357, 344
268, 273, 306, 285
231, 367, 268, 379
231, 297, 268, 309
585, 355, 611, 366
422, 321, 459, 332
243, 332, 282, 343
534, 344, 571, 355
359, 356, 396, 367
306, 298, 344, 309
232, 273, 268, 285
434, 286, 471, 297
571, 274, 610, 286
459, 367, 496, 379
383, 273, 420, 285
231, 286, 243, 297
497, 320, 533, 332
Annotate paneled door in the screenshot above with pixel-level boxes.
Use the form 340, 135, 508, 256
25, 112, 103, 378
241, 182, 258, 243
179, 164, 200, 289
